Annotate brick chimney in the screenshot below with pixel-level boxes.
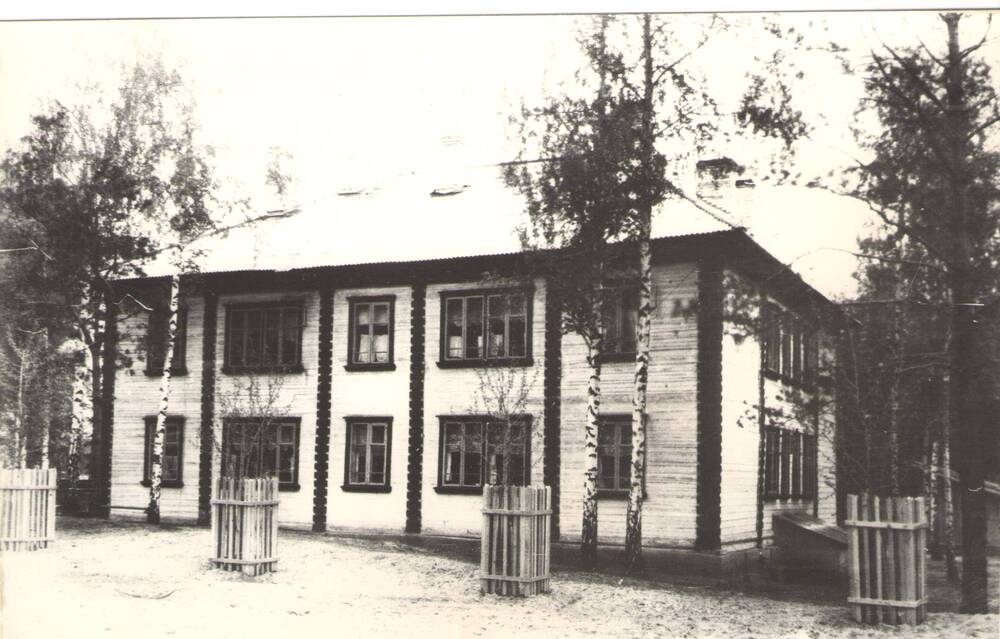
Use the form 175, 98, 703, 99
695, 157, 755, 221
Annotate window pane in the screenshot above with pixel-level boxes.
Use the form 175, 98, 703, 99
622, 292, 638, 352
465, 297, 483, 359
598, 452, 616, 489
373, 303, 389, 325
281, 309, 300, 365
356, 332, 372, 363
164, 457, 178, 481
370, 443, 386, 484
487, 295, 506, 358
509, 294, 525, 316
264, 309, 281, 366
464, 422, 482, 486
508, 316, 526, 358
618, 423, 632, 445
351, 441, 367, 483
370, 424, 386, 444
617, 447, 631, 489
598, 425, 615, 446
244, 310, 263, 366
443, 423, 463, 484
279, 443, 294, 483
373, 326, 389, 362
446, 298, 464, 358
228, 311, 244, 366
356, 303, 371, 328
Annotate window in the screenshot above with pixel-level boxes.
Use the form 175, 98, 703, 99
437, 417, 529, 492
761, 303, 819, 387
763, 426, 816, 501
224, 303, 303, 373
146, 307, 188, 375
597, 417, 632, 493
440, 290, 530, 365
347, 297, 395, 370
143, 416, 184, 487
221, 418, 300, 489
602, 288, 638, 357
343, 418, 392, 492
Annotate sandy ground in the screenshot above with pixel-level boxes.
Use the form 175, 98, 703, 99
2, 518, 997, 639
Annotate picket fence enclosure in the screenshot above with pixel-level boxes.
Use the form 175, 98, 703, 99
845, 494, 928, 625
480, 484, 551, 596
0, 468, 57, 551
210, 477, 279, 577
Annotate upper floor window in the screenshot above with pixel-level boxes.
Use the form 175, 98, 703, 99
347, 296, 395, 371
437, 417, 529, 493
597, 416, 632, 494
440, 289, 531, 366
143, 416, 184, 487
146, 307, 188, 376
224, 302, 304, 374
221, 417, 300, 489
343, 418, 392, 492
762, 303, 818, 388
602, 287, 638, 358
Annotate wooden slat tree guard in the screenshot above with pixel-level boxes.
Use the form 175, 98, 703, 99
210, 477, 279, 577
845, 494, 928, 625
0, 468, 57, 551
480, 485, 551, 596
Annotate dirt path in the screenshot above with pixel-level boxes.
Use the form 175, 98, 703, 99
2, 519, 996, 638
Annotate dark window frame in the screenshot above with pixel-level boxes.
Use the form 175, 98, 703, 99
596, 414, 635, 496
222, 301, 305, 375
342, 416, 393, 492
345, 296, 396, 372
762, 302, 819, 389
434, 415, 531, 494
437, 287, 534, 368
220, 416, 302, 491
763, 425, 816, 502
145, 307, 189, 377
600, 286, 639, 363
142, 415, 185, 488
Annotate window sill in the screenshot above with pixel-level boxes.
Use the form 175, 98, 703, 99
341, 484, 392, 493
144, 368, 188, 377
140, 480, 183, 489
343, 362, 397, 372
436, 357, 533, 369
278, 483, 301, 492
597, 352, 637, 364
434, 485, 483, 495
596, 489, 646, 500
222, 364, 305, 375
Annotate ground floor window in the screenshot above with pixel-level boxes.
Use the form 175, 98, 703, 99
221, 417, 300, 489
143, 416, 184, 487
597, 416, 632, 493
438, 417, 529, 491
763, 426, 816, 501
343, 418, 392, 491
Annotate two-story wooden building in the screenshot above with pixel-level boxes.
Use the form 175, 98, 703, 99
101, 228, 839, 561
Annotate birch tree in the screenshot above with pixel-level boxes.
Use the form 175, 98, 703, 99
505, 16, 645, 567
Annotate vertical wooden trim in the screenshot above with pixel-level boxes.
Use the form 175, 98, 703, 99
542, 283, 562, 540
405, 284, 427, 532
197, 290, 218, 525
312, 288, 334, 532
97, 303, 119, 518
695, 258, 723, 552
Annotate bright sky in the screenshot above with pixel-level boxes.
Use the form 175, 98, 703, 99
1, 10, 997, 300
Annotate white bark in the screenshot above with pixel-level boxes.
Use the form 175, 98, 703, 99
147, 273, 180, 523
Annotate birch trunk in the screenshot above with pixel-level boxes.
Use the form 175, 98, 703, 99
940, 415, 958, 581
147, 273, 180, 524
928, 437, 941, 558
39, 329, 50, 469
624, 12, 654, 566
68, 356, 93, 486
581, 337, 603, 569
